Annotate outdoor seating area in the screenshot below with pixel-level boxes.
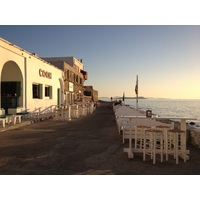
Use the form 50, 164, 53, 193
53, 102, 95, 121
0, 102, 96, 130
0, 114, 22, 128
113, 104, 196, 164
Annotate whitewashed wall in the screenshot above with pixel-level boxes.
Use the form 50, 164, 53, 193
0, 38, 64, 113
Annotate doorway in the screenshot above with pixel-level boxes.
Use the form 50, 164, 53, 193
1, 61, 23, 113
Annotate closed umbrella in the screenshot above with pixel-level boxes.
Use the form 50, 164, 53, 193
135, 75, 138, 110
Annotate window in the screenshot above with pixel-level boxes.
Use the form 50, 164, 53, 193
76, 75, 78, 83
32, 84, 42, 99
45, 85, 52, 98
73, 74, 76, 82
65, 70, 69, 80
70, 72, 74, 82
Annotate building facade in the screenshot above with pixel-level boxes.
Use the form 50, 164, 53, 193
0, 37, 97, 117
0, 38, 64, 115
84, 86, 98, 103
42, 57, 88, 105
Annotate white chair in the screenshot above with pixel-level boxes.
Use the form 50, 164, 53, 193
0, 118, 6, 128
122, 118, 160, 142
54, 108, 63, 121
12, 115, 22, 124
167, 129, 187, 164
155, 125, 174, 161
144, 129, 164, 164
79, 104, 87, 117
71, 105, 79, 118
122, 124, 135, 143
135, 125, 151, 150
116, 116, 129, 134
62, 108, 71, 121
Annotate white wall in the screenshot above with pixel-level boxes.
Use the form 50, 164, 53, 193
26, 56, 64, 111
0, 38, 64, 112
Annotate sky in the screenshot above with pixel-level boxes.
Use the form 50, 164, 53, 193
1, 25, 200, 99
1, 1, 199, 198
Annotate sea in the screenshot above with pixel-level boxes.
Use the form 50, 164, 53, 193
99, 97, 200, 126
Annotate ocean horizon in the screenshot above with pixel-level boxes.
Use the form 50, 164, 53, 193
99, 97, 200, 124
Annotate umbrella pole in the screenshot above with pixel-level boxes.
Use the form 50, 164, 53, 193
136, 94, 138, 110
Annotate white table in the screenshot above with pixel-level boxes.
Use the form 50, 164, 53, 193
121, 115, 197, 160
121, 115, 164, 158
156, 116, 197, 131
156, 116, 197, 161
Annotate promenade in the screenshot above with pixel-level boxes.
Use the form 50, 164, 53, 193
0, 101, 200, 175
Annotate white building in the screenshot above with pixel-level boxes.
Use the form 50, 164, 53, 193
0, 37, 64, 115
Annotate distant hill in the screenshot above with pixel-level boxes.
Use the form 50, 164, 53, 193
125, 96, 146, 99
100, 96, 146, 100
99, 96, 172, 100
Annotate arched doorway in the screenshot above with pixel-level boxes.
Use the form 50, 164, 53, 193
1, 61, 23, 113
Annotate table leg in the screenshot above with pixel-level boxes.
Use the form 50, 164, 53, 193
129, 118, 134, 158
180, 119, 186, 131
123, 118, 134, 158
163, 129, 168, 160
2, 119, 5, 127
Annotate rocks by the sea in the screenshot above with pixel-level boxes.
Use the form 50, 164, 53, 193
187, 124, 200, 148
190, 130, 200, 148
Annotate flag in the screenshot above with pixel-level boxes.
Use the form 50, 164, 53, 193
135, 75, 138, 110
122, 92, 125, 102
135, 76, 138, 95
135, 84, 138, 95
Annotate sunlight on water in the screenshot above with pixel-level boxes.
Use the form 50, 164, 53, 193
130, 99, 200, 119
100, 98, 200, 124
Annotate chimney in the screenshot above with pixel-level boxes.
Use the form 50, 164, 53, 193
32, 53, 38, 58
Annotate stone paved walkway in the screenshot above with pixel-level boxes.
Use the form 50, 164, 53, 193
0, 102, 200, 175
